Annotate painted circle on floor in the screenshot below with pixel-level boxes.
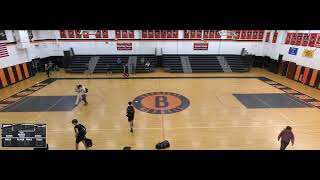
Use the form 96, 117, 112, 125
133, 92, 190, 114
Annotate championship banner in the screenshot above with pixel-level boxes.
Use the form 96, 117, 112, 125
240, 30, 247, 39
184, 30, 190, 38
148, 30, 154, 38
161, 30, 167, 38
246, 30, 252, 39
296, 33, 303, 46
290, 33, 297, 45
308, 33, 317, 47
235, 30, 240, 39
196, 30, 202, 38
173, 30, 178, 38
122, 30, 128, 38
315, 34, 320, 48
302, 33, 309, 46
167, 30, 173, 38
252, 30, 258, 39
128, 30, 134, 38
95, 30, 102, 38
285, 33, 292, 44
288, 47, 298, 55
102, 30, 108, 38
203, 30, 209, 39
115, 30, 122, 38
193, 43, 208, 50
209, 30, 215, 38
117, 43, 132, 50
155, 30, 160, 38
302, 49, 315, 58
272, 31, 278, 43
265, 32, 270, 42
215, 30, 221, 38
258, 30, 264, 39
75, 30, 81, 38
68, 30, 75, 38
60, 30, 67, 38
190, 30, 196, 38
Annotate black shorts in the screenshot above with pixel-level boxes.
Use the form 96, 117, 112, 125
128, 116, 134, 122
76, 135, 86, 144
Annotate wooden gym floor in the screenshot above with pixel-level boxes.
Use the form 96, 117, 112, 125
1, 68, 320, 150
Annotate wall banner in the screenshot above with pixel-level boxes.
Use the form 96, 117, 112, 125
117, 43, 132, 50
288, 47, 298, 55
302, 49, 315, 58
193, 43, 208, 50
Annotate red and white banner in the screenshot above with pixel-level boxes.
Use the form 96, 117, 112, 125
246, 30, 252, 39
258, 30, 264, 39
252, 30, 258, 39
193, 43, 208, 50
196, 30, 202, 38
167, 30, 173, 38
148, 30, 154, 38
68, 30, 75, 38
240, 30, 247, 39
117, 43, 132, 50
302, 33, 309, 46
122, 30, 128, 38
75, 30, 81, 38
209, 30, 215, 38
265, 32, 270, 42
102, 30, 108, 38
190, 30, 196, 38
155, 30, 160, 38
173, 30, 178, 38
142, 30, 148, 38
60, 30, 67, 38
0, 43, 9, 58
296, 33, 303, 46
161, 30, 167, 38
234, 30, 241, 39
315, 34, 320, 48
308, 33, 317, 47
203, 30, 209, 38
115, 30, 122, 38
184, 30, 190, 38
285, 33, 292, 44
95, 30, 102, 38
272, 31, 278, 43
290, 33, 297, 45
128, 30, 134, 38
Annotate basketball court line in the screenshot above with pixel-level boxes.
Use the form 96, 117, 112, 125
47, 124, 316, 132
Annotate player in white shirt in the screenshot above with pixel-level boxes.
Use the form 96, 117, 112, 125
74, 84, 88, 106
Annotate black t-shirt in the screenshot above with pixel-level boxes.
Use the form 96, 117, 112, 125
127, 106, 135, 117
74, 124, 86, 136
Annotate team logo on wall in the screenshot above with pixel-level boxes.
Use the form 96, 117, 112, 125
133, 92, 190, 114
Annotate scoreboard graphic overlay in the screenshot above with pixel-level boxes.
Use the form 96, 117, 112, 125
1, 124, 47, 147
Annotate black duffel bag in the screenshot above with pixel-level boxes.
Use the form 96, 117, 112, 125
155, 140, 170, 150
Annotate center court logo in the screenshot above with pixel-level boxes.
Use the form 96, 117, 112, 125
133, 92, 190, 114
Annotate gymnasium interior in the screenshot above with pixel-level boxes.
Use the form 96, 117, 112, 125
1, 30, 320, 150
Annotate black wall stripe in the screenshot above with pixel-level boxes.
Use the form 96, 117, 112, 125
20, 64, 26, 79
299, 66, 305, 82
27, 62, 34, 77
0, 74, 3, 89
314, 71, 320, 89
306, 68, 313, 85
11, 66, 19, 82
2, 68, 11, 86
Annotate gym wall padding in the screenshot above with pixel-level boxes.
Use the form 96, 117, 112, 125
309, 70, 318, 87
286, 62, 296, 80
0, 62, 35, 89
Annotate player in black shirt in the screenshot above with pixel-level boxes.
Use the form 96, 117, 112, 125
72, 119, 89, 150
126, 101, 135, 133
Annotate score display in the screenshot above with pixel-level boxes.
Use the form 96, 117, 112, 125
1, 124, 46, 147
